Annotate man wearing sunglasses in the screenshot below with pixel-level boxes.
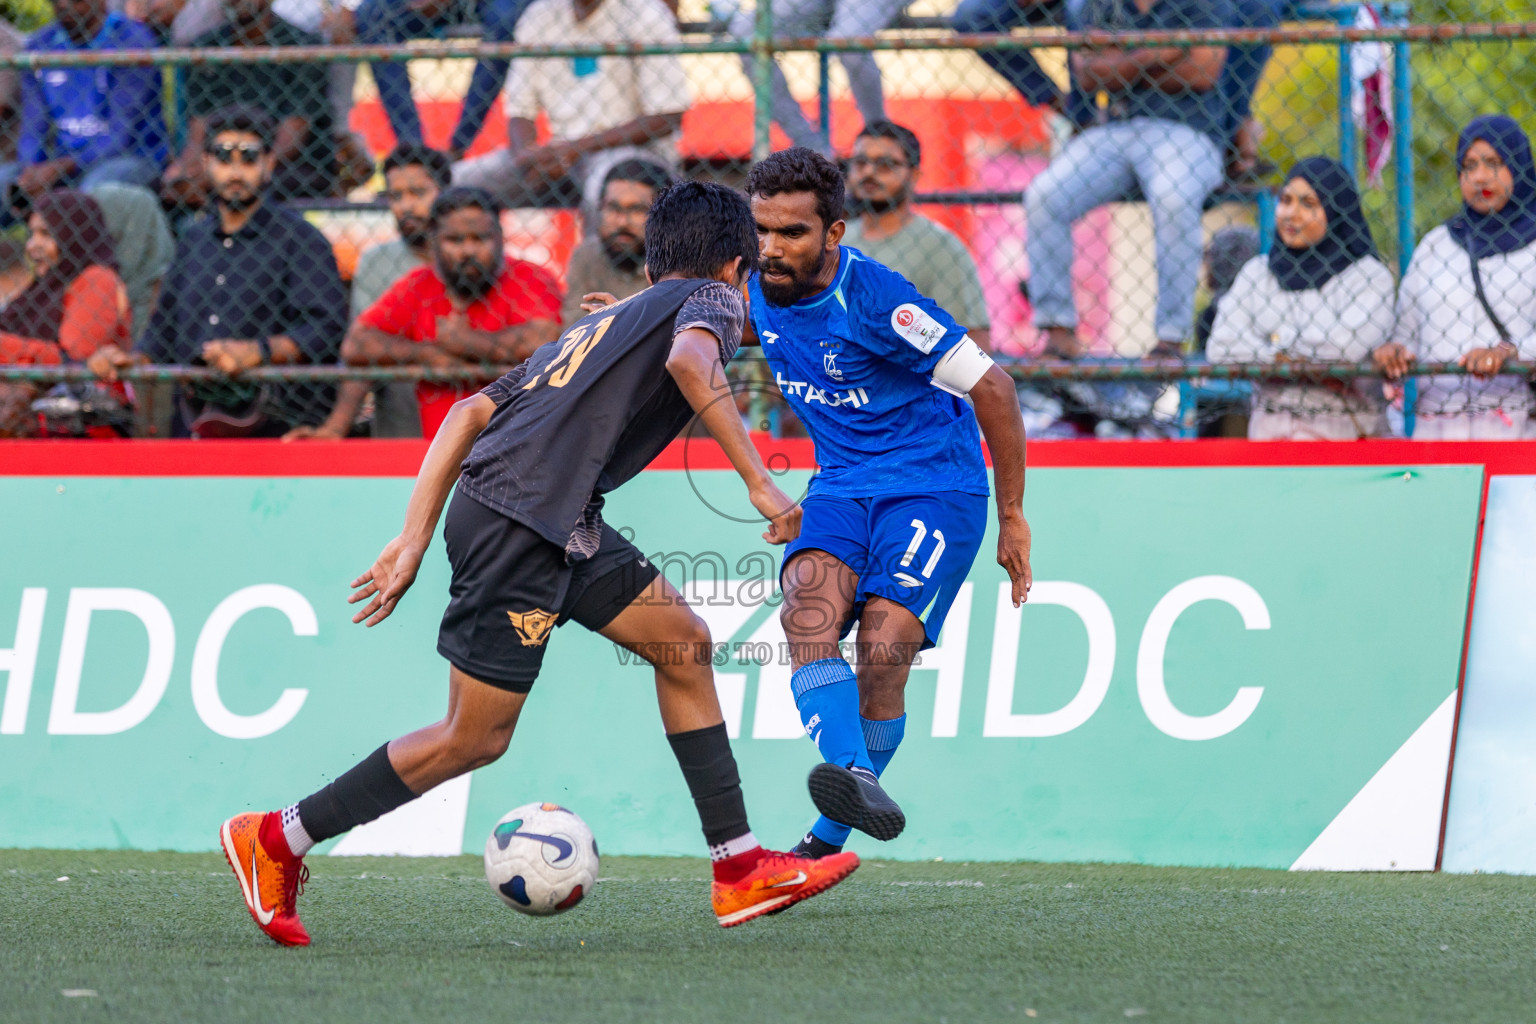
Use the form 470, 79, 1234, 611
842, 122, 991, 352
131, 106, 347, 436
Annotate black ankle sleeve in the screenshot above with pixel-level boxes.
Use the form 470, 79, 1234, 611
667, 723, 750, 848
296, 743, 417, 844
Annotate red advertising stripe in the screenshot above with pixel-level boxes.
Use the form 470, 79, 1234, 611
5, 438, 1536, 476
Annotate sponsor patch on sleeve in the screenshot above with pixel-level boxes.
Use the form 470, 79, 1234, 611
890, 303, 948, 354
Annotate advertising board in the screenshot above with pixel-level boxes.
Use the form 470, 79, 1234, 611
0, 456, 1479, 868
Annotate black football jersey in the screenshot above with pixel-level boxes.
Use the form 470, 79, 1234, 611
458, 278, 745, 556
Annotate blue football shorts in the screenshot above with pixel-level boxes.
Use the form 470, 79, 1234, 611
780, 490, 990, 650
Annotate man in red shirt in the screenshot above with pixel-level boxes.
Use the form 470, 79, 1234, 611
310, 186, 562, 438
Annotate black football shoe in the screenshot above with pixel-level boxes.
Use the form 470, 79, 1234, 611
807, 763, 906, 841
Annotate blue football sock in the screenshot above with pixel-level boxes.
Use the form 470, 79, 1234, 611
791, 659, 874, 774
810, 713, 907, 847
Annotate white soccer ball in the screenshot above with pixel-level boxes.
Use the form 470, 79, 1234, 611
483, 802, 599, 916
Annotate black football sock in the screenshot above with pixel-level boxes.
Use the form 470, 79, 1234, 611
295, 743, 418, 845
667, 723, 757, 859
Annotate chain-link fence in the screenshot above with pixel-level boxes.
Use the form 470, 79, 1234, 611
0, 0, 1531, 439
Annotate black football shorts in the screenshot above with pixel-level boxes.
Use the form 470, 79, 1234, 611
437, 489, 659, 692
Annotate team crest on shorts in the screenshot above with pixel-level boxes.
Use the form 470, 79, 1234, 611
507, 608, 559, 646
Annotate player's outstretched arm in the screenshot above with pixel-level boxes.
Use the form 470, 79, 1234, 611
667, 327, 801, 544
348, 393, 497, 626
968, 364, 1033, 607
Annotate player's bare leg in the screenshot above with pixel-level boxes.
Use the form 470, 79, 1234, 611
781, 550, 907, 843
853, 597, 926, 722
781, 549, 861, 669
597, 573, 731, 735
220, 666, 526, 947
597, 570, 859, 925
386, 669, 528, 793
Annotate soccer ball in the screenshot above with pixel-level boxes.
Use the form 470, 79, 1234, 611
483, 802, 599, 916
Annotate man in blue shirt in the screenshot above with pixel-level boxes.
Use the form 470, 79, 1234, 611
744, 149, 1033, 856
4, 0, 166, 201
1024, 0, 1230, 358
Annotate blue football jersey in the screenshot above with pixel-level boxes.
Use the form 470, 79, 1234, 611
748, 247, 989, 499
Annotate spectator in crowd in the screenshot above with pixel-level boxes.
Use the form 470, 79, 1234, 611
0, 0, 167, 203
161, 0, 334, 208
1207, 157, 1393, 439
147, 0, 356, 49
1377, 114, 1536, 440
89, 183, 175, 343
1024, 0, 1229, 358
732, 0, 902, 155
107, 107, 347, 437
951, 0, 1069, 114
267, 0, 362, 142
0, 191, 131, 435
560, 158, 669, 326
149, 0, 359, 127
352, 146, 454, 315
356, 0, 534, 161
0, 191, 129, 366
287, 143, 452, 439
954, 0, 1273, 177
1194, 224, 1258, 350
318, 186, 561, 439
1218, 0, 1282, 180
842, 121, 992, 350
452, 0, 689, 211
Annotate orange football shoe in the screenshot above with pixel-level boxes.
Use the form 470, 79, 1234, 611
712, 849, 859, 927
220, 812, 311, 947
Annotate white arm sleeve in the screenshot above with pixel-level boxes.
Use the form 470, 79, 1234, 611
930, 336, 995, 396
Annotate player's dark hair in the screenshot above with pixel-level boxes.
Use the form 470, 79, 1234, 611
383, 143, 453, 190
857, 120, 922, 168
745, 147, 845, 229
602, 158, 674, 196
203, 105, 275, 152
429, 186, 503, 230
643, 181, 758, 281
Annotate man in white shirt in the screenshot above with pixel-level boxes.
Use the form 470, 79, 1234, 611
452, 0, 690, 211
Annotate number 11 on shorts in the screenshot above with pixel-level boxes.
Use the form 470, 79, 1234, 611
899, 518, 946, 583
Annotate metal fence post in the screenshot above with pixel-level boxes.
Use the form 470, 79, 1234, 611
819, 51, 833, 149
1256, 191, 1277, 254
1337, 35, 1355, 176
1394, 27, 1417, 437
752, 0, 774, 162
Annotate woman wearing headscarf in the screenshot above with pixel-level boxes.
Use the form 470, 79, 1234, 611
89, 183, 175, 343
0, 191, 131, 435
0, 190, 130, 366
1208, 156, 1396, 439
1377, 115, 1536, 438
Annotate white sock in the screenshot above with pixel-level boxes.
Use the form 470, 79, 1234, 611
281, 804, 316, 858
708, 831, 759, 862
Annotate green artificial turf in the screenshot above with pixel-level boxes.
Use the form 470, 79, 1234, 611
2, 849, 1533, 1023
